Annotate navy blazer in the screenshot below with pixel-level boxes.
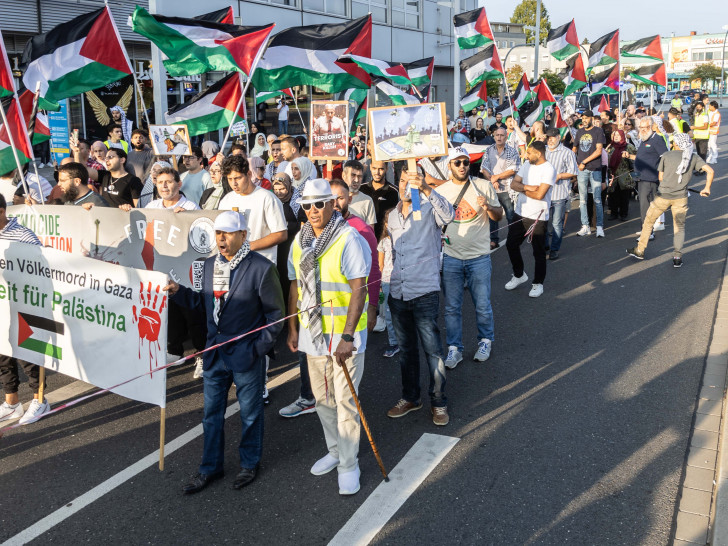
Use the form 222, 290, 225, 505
172, 251, 285, 373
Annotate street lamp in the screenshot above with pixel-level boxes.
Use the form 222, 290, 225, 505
720, 24, 728, 107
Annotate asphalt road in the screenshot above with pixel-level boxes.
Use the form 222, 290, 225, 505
1, 117, 726, 545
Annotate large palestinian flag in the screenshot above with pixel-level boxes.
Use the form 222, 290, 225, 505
590, 64, 620, 95
252, 16, 372, 93
256, 88, 293, 104
404, 57, 434, 87
513, 74, 535, 109
621, 35, 663, 61
460, 44, 504, 87
21, 7, 132, 105
561, 54, 588, 97
374, 79, 419, 106
131, 7, 274, 77
625, 63, 667, 87
460, 82, 489, 112
17, 88, 51, 145
195, 7, 234, 25
454, 8, 495, 50
338, 54, 411, 85
588, 30, 620, 68
547, 20, 579, 61
0, 95, 34, 176
165, 73, 247, 136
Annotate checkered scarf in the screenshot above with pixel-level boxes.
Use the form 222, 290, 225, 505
212, 241, 250, 324
673, 132, 694, 184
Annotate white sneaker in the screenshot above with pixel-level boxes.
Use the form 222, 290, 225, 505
595, 227, 605, 238
37, 162, 45, 168
473, 339, 492, 362
373, 315, 386, 332
18, 399, 50, 425
193, 357, 204, 379
505, 273, 529, 290
0, 401, 23, 422
311, 453, 339, 476
444, 346, 463, 369
279, 396, 316, 418
576, 225, 591, 236
529, 284, 544, 298
338, 466, 361, 495
636, 234, 655, 241
166, 353, 182, 364
653, 222, 665, 231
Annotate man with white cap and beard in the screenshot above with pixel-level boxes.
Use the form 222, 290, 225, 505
164, 210, 285, 494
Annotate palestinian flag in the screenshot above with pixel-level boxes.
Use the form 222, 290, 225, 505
561, 54, 588, 97
460, 82, 489, 112
625, 62, 667, 87
534, 79, 556, 108
621, 35, 663, 61
590, 64, 620, 95
513, 73, 535, 108
338, 88, 368, 136
454, 8, 495, 50
252, 16, 372, 93
21, 7, 132, 105
131, 7, 274, 77
547, 20, 579, 61
460, 44, 504, 87
0, 30, 15, 98
520, 100, 544, 127
588, 30, 620, 68
495, 98, 515, 119
337, 54, 411, 86
195, 7, 234, 25
374, 79, 419, 106
0, 95, 34, 176
597, 95, 611, 113
520, 80, 556, 127
17, 88, 51, 145
550, 103, 569, 138
18, 311, 64, 359
404, 57, 434, 87
256, 88, 293, 104
165, 73, 246, 136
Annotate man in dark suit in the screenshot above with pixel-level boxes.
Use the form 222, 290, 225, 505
164, 211, 285, 494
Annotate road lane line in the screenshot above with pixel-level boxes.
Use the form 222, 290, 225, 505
328, 433, 459, 546
1, 366, 300, 546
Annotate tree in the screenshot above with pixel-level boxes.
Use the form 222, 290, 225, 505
487, 80, 501, 97
540, 69, 564, 95
688, 63, 721, 86
506, 64, 526, 91
510, 0, 551, 45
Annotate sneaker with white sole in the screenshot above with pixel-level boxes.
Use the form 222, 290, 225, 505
338, 465, 361, 495
18, 399, 50, 425
635, 234, 654, 241
166, 353, 182, 364
278, 396, 316, 418
311, 453, 339, 476
595, 227, 605, 238
383, 345, 400, 358
373, 316, 386, 332
473, 339, 492, 362
192, 357, 204, 379
444, 346, 463, 369
653, 223, 665, 231
576, 225, 591, 236
0, 401, 24, 422
529, 284, 544, 298
505, 273, 529, 290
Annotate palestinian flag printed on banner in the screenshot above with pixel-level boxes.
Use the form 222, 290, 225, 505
454, 8, 495, 50
513, 73, 535, 109
374, 79, 419, 106
130, 7, 274, 77
256, 88, 293, 104
460, 81, 489, 112
165, 73, 247, 136
18, 311, 64, 359
0, 95, 34, 176
546, 20, 580, 61
404, 57, 434, 87
21, 7, 132, 105
624, 62, 667, 87
194, 7, 235, 25
460, 44, 504, 87
252, 16, 372, 93
588, 29, 620, 68
338, 54, 411, 86
590, 64, 620, 95
621, 35, 663, 61
561, 54, 588, 97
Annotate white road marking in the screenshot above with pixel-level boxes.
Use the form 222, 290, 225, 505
1, 366, 300, 546
328, 433, 459, 546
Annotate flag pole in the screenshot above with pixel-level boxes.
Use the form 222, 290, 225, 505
292, 91, 306, 131
220, 73, 249, 154
0, 99, 32, 198
30, 82, 45, 204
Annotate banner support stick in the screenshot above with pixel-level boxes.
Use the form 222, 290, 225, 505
159, 407, 166, 471
326, 159, 333, 180
37, 367, 45, 405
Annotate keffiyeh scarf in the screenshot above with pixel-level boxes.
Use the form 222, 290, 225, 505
673, 132, 694, 184
212, 240, 250, 324
110, 106, 133, 143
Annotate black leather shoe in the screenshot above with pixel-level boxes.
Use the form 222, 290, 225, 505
182, 471, 224, 494
232, 466, 258, 489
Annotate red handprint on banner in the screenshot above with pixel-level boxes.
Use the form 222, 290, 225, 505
132, 281, 166, 374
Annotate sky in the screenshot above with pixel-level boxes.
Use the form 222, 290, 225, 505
483, 1, 728, 41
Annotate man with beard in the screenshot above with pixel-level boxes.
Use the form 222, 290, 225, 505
56, 163, 109, 208
342, 160, 376, 229
481, 126, 520, 249
110, 105, 135, 143
573, 110, 606, 238
358, 159, 399, 239
127, 129, 154, 180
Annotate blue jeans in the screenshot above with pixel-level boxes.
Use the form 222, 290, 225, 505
278, 120, 288, 135
200, 355, 265, 474
442, 254, 493, 351
577, 169, 603, 228
545, 198, 568, 252
388, 291, 447, 407
380, 282, 398, 347
489, 191, 515, 245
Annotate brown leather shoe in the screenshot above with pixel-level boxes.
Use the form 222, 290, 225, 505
431, 406, 449, 426
387, 399, 422, 418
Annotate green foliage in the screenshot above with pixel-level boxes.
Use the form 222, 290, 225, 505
506, 64, 526, 91
510, 0, 551, 44
487, 80, 501, 97
540, 70, 565, 95
688, 63, 722, 84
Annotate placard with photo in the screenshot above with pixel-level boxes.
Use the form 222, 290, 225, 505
309, 100, 349, 160
149, 124, 192, 156
368, 102, 448, 162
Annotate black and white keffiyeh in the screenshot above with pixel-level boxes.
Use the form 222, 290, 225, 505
110, 106, 133, 143
212, 240, 250, 324
673, 132, 694, 184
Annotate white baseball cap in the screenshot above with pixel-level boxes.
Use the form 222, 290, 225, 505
448, 147, 469, 161
214, 211, 248, 232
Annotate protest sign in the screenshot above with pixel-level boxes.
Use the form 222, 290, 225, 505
0, 240, 168, 407
8, 206, 223, 289
368, 102, 447, 162
149, 124, 192, 156
230, 120, 248, 137
309, 100, 349, 160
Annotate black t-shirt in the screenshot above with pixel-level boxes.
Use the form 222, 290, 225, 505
359, 181, 400, 239
574, 126, 606, 171
98, 171, 143, 207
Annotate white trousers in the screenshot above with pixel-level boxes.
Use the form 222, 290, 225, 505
707, 134, 719, 164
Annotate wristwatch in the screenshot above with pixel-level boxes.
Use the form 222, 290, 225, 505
341, 334, 355, 343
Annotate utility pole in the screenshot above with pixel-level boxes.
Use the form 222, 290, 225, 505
453, 0, 461, 117
533, 0, 542, 80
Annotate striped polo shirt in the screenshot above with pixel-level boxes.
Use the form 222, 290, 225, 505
545, 144, 579, 202
0, 217, 41, 245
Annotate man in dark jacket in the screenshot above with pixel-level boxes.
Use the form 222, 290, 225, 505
165, 211, 285, 494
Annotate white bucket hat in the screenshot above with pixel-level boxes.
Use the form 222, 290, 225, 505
297, 178, 335, 205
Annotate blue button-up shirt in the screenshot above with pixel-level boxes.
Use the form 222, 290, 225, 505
388, 190, 454, 301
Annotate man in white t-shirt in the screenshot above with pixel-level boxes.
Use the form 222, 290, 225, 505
180, 147, 212, 206
218, 155, 287, 265
277, 98, 290, 135
342, 160, 376, 228
504, 140, 556, 298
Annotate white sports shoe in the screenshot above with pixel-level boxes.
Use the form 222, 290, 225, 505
338, 466, 361, 495
166, 353, 182, 364
529, 284, 544, 298
505, 273, 529, 290
18, 399, 50, 425
595, 227, 605, 238
576, 225, 591, 236
0, 402, 24, 422
653, 222, 665, 231
193, 357, 204, 379
373, 316, 386, 332
473, 339, 492, 362
444, 346, 463, 369
311, 453, 339, 476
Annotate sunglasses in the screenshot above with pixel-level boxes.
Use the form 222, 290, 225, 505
301, 201, 326, 211
451, 159, 470, 167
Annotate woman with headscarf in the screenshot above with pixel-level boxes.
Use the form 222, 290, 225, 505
247, 122, 264, 149
199, 161, 231, 209
138, 160, 172, 208
270, 172, 300, 296
248, 156, 272, 190
606, 129, 635, 221
250, 133, 270, 161
289, 156, 314, 190
201, 141, 220, 166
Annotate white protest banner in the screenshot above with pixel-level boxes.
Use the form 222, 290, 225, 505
0, 240, 168, 408
8, 205, 223, 289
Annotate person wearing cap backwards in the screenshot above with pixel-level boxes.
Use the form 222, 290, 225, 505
164, 211, 285, 494
286, 178, 371, 495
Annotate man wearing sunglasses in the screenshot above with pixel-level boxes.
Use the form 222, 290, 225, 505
287, 178, 371, 496
438, 147, 502, 369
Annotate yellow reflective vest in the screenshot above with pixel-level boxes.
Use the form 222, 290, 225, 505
104, 139, 129, 153
693, 112, 710, 140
